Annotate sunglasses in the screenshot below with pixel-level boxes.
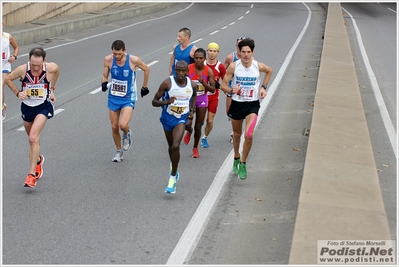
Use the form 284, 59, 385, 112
237, 36, 247, 41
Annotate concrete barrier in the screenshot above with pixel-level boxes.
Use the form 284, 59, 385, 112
6, 3, 175, 46
289, 2, 391, 264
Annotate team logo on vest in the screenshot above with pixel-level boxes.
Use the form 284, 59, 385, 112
112, 69, 119, 77
123, 70, 129, 77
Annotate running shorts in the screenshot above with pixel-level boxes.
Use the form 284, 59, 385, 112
228, 100, 260, 120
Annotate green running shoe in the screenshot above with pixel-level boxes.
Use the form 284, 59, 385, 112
233, 157, 240, 175
238, 162, 247, 180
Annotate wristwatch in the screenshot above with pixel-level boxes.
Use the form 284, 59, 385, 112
12, 55, 17, 60
261, 85, 267, 90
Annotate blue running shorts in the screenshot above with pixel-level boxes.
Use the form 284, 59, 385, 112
160, 111, 189, 132
108, 95, 135, 112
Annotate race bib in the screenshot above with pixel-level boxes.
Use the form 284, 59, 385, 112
238, 87, 255, 100
195, 81, 205, 96
169, 95, 190, 116
25, 84, 45, 100
110, 79, 128, 97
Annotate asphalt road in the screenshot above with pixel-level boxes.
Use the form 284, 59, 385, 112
2, 2, 396, 265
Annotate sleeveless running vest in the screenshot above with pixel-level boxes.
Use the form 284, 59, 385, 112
2, 32, 11, 72
109, 54, 137, 101
21, 63, 51, 107
231, 59, 261, 102
188, 64, 210, 97
163, 76, 194, 118
172, 43, 194, 74
205, 60, 223, 96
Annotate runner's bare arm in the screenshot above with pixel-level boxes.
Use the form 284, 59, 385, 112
132, 56, 150, 87
4, 65, 25, 97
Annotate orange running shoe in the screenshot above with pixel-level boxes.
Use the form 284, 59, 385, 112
192, 147, 200, 158
24, 174, 37, 188
35, 155, 45, 179
183, 131, 192, 145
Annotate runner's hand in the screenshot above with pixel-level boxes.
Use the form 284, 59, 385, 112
141, 86, 149, 98
102, 82, 108, 92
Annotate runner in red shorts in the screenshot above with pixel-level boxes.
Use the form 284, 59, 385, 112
201, 42, 226, 148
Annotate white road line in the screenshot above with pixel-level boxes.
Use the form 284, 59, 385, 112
54, 109, 65, 115
221, 26, 228, 30
17, 109, 65, 131
238, 16, 244, 20
137, 60, 159, 70
191, 38, 203, 44
209, 30, 219, 35
343, 7, 397, 158
387, 7, 396, 13
90, 88, 102, 94
147, 60, 159, 67
229, 22, 236, 25
18, 3, 196, 58
166, 3, 312, 265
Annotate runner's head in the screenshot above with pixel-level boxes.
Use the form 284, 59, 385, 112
207, 42, 220, 61
174, 60, 188, 81
111, 40, 126, 61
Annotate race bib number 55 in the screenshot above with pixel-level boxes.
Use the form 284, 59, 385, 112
25, 84, 45, 99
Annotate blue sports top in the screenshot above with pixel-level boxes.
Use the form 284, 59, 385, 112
109, 54, 137, 101
171, 43, 194, 75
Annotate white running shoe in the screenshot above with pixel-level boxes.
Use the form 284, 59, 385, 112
112, 150, 123, 162
122, 129, 132, 151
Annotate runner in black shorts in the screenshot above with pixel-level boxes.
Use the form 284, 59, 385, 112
21, 101, 54, 122
220, 38, 273, 180
228, 100, 260, 121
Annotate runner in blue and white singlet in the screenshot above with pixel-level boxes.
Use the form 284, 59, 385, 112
108, 53, 137, 111
161, 76, 194, 121
101, 40, 150, 162
153, 60, 197, 194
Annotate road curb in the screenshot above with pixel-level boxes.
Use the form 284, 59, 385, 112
9, 3, 175, 46
289, 3, 391, 264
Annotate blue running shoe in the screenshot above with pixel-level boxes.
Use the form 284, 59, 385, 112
169, 164, 179, 181
165, 174, 179, 194
201, 137, 209, 148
